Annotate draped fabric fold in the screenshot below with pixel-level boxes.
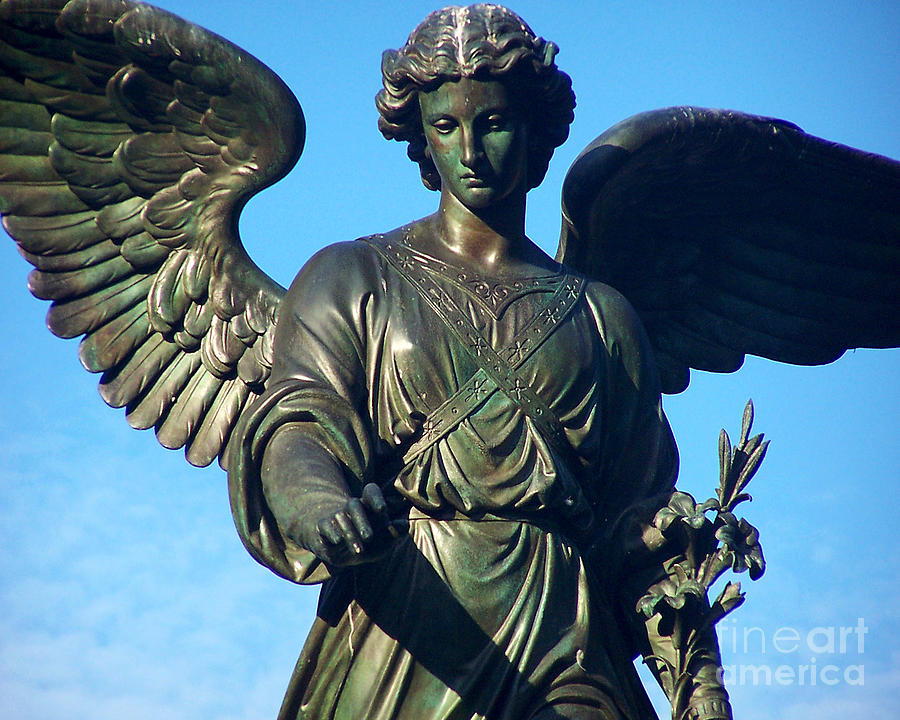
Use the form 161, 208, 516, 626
228, 380, 372, 585
228, 233, 679, 719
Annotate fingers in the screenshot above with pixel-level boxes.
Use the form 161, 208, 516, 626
317, 509, 366, 557
361, 484, 391, 534
361, 483, 408, 539
313, 486, 407, 567
316, 514, 343, 546
361, 483, 387, 518
344, 498, 374, 543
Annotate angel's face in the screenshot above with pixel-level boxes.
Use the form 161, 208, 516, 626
419, 77, 529, 211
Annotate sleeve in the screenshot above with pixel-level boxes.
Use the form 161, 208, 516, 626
582, 280, 678, 571
227, 241, 384, 584
584, 283, 732, 720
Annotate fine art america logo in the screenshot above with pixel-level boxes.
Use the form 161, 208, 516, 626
716, 618, 867, 687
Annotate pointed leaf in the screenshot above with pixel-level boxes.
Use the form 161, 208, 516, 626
735, 439, 769, 495
718, 427, 731, 495
740, 399, 754, 445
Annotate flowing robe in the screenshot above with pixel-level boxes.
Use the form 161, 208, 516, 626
228, 231, 678, 719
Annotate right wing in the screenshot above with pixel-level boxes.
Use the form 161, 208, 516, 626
0, 0, 305, 467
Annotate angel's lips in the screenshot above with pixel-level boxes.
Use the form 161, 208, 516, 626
460, 174, 490, 187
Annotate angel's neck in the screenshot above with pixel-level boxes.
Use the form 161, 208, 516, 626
434, 191, 527, 272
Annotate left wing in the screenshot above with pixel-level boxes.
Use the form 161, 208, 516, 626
557, 107, 899, 394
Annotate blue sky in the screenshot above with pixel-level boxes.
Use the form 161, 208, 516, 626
1, 1, 897, 718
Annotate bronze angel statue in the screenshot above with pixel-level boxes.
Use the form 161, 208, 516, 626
1, 1, 897, 719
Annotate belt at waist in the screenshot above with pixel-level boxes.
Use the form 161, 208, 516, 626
407, 505, 576, 540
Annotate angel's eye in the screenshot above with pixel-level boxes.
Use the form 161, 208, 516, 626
487, 114, 509, 132
431, 118, 456, 134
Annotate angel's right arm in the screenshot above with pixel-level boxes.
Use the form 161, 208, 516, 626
253, 242, 398, 567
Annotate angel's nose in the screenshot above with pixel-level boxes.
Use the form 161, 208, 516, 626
460, 128, 483, 168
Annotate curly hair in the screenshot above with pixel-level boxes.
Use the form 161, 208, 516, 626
376, 4, 575, 191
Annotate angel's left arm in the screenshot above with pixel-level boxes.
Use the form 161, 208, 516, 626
584, 284, 731, 719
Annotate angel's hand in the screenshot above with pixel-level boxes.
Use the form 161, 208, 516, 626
310, 484, 409, 568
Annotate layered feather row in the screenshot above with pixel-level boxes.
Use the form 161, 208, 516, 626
0, 0, 304, 467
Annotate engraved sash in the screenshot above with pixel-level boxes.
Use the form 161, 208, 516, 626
365, 240, 586, 466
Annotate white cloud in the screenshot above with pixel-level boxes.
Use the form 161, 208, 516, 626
735, 662, 900, 720
0, 443, 317, 720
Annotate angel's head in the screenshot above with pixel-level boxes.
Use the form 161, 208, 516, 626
376, 4, 575, 193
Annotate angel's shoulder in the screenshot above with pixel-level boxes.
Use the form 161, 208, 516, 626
284, 238, 392, 304
580, 278, 654, 356
581, 278, 643, 329
296, 238, 385, 274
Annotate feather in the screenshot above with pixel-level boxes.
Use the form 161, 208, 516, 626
57, 0, 128, 38
155, 365, 221, 450
560, 107, 900, 391
95, 195, 144, 239
222, 136, 254, 166
23, 77, 115, 122
120, 230, 169, 270
0, 152, 58, 181
19, 235, 119, 271
210, 94, 253, 125
0, 182, 87, 216
0, 125, 51, 154
142, 188, 194, 241
236, 340, 269, 387
174, 131, 219, 163
171, 80, 212, 115
0, 74, 45, 105
0, 15, 76, 64
229, 310, 253, 344
125, 350, 203, 431
99, 334, 179, 408
78, 302, 152, 371
187, 377, 250, 467
116, 131, 194, 191
679, 301, 841, 366
185, 145, 227, 177
148, 250, 192, 330
654, 349, 693, 395
1, 0, 298, 467
125, 353, 200, 430
701, 262, 898, 345
46, 272, 152, 337
182, 299, 213, 340
8, 209, 105, 253
0, 36, 76, 87
201, 107, 242, 147
174, 64, 229, 97
0, 96, 51, 132
173, 327, 201, 352
201, 312, 246, 376
182, 250, 209, 301
176, 166, 212, 201
71, 51, 120, 90
243, 294, 269, 335
28, 253, 135, 300
106, 66, 173, 133
714, 224, 900, 301
168, 94, 205, 129
51, 114, 130, 157
258, 320, 276, 369
651, 321, 744, 374
65, 179, 134, 208
49, 141, 120, 189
